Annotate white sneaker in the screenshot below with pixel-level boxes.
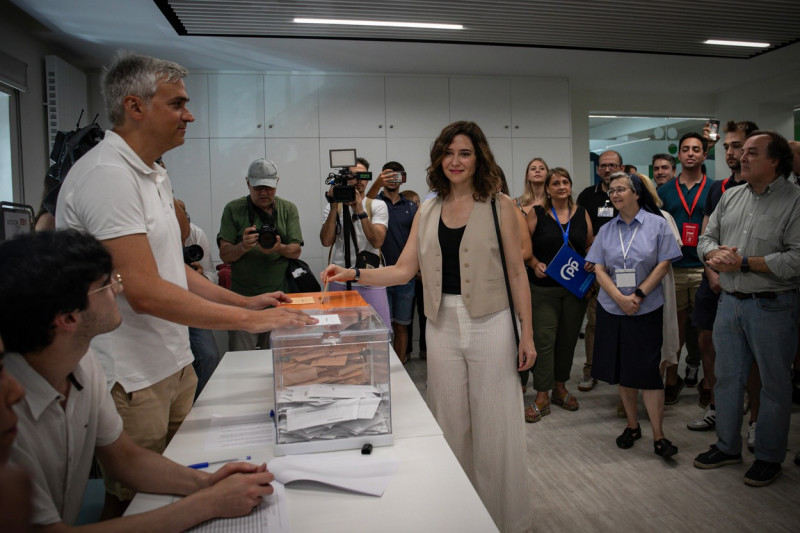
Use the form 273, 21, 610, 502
747, 421, 756, 453
687, 407, 716, 431
578, 376, 597, 392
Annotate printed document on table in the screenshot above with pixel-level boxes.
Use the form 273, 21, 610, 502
188, 481, 289, 532
205, 412, 274, 451
308, 314, 341, 325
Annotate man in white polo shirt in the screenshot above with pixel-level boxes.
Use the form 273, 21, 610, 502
56, 51, 313, 515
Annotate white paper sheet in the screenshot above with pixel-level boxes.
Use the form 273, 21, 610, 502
268, 453, 399, 497
286, 399, 360, 431
205, 413, 274, 451
308, 314, 341, 325
188, 481, 289, 532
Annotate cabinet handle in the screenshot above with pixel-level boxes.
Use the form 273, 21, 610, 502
379, 124, 383, 128
389, 125, 394, 129
257, 124, 262, 128
504, 125, 509, 129
268, 124, 273, 129
515, 125, 519, 129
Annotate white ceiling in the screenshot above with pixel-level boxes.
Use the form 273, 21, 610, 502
9, 0, 800, 96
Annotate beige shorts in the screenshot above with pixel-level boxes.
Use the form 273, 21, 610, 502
673, 267, 703, 312
105, 365, 197, 501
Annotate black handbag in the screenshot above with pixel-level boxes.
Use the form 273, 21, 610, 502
285, 258, 321, 293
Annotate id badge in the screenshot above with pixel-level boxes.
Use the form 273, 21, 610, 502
682, 223, 700, 247
598, 206, 614, 218
615, 268, 637, 289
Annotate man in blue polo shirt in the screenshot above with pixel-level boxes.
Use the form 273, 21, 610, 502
658, 132, 714, 404
367, 161, 418, 363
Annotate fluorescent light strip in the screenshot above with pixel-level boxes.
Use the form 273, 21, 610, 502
604, 137, 652, 149
294, 18, 463, 30
704, 39, 770, 48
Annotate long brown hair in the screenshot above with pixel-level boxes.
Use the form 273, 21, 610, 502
427, 121, 501, 201
519, 157, 549, 206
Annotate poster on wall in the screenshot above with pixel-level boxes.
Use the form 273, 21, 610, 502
1, 202, 34, 243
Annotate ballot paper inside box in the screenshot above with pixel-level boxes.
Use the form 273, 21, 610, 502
271, 306, 392, 455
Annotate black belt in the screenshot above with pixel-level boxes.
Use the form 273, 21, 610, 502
726, 290, 794, 300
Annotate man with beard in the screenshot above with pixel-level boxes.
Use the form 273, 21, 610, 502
367, 162, 418, 362
576, 151, 621, 392
658, 133, 713, 404
688, 121, 759, 441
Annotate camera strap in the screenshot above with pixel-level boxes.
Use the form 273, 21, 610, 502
246, 196, 276, 228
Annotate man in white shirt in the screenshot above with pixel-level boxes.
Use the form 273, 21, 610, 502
320, 157, 391, 326
55, 51, 313, 514
0, 230, 275, 530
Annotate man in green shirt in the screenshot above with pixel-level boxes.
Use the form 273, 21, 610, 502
218, 158, 304, 350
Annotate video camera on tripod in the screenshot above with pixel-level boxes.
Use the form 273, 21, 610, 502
325, 149, 372, 203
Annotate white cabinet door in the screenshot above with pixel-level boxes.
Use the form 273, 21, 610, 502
386, 137, 437, 198
385, 77, 450, 138
164, 138, 213, 246
183, 74, 209, 139
208, 74, 265, 138
264, 138, 324, 263
511, 137, 573, 190
449, 78, 512, 138
511, 78, 571, 138
209, 138, 267, 260
488, 138, 514, 195
264, 75, 322, 138
318, 76, 386, 138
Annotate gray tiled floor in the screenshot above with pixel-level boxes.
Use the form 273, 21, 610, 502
402, 337, 800, 533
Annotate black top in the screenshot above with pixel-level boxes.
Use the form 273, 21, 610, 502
439, 217, 466, 294
703, 174, 746, 217
531, 205, 589, 288
576, 183, 616, 235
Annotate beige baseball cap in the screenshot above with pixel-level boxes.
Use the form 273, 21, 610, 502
247, 158, 279, 188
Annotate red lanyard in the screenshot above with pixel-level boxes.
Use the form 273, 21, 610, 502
721, 175, 734, 193
675, 174, 706, 217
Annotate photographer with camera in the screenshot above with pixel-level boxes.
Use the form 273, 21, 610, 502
218, 158, 305, 351
320, 156, 392, 327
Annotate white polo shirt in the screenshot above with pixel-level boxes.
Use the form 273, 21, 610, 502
56, 130, 193, 391
322, 197, 388, 269
7, 350, 123, 526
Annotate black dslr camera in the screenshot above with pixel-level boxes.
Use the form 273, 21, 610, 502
256, 223, 278, 249
325, 149, 372, 203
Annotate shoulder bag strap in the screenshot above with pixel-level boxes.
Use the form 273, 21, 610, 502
491, 197, 520, 347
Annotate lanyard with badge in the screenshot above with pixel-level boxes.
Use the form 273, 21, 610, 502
551, 206, 571, 248
675, 175, 706, 247
615, 222, 639, 289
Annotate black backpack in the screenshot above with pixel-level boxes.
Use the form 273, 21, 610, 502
42, 114, 105, 215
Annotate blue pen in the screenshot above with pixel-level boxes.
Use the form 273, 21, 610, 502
188, 455, 252, 469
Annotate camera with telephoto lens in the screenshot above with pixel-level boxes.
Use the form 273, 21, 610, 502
256, 224, 278, 249
325, 149, 372, 203
182, 244, 204, 265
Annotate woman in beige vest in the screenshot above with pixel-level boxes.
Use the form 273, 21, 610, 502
323, 121, 536, 533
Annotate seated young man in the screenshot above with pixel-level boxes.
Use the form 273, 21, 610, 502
0, 230, 275, 531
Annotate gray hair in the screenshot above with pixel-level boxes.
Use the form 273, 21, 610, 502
609, 171, 634, 190
101, 51, 188, 126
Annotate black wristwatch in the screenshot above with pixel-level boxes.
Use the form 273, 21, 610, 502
741, 256, 750, 273
353, 211, 368, 220
351, 267, 361, 281
634, 288, 646, 300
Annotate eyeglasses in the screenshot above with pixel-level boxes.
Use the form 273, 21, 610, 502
598, 163, 620, 170
88, 273, 123, 296
607, 187, 632, 197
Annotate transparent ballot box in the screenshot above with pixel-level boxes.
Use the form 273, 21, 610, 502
271, 301, 392, 455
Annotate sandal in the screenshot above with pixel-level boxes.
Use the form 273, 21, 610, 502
616, 424, 642, 449
524, 399, 551, 423
551, 390, 579, 411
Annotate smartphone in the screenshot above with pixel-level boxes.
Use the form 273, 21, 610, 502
707, 119, 720, 142
385, 171, 407, 184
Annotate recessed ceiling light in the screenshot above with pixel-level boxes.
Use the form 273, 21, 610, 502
704, 39, 770, 48
294, 18, 463, 30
